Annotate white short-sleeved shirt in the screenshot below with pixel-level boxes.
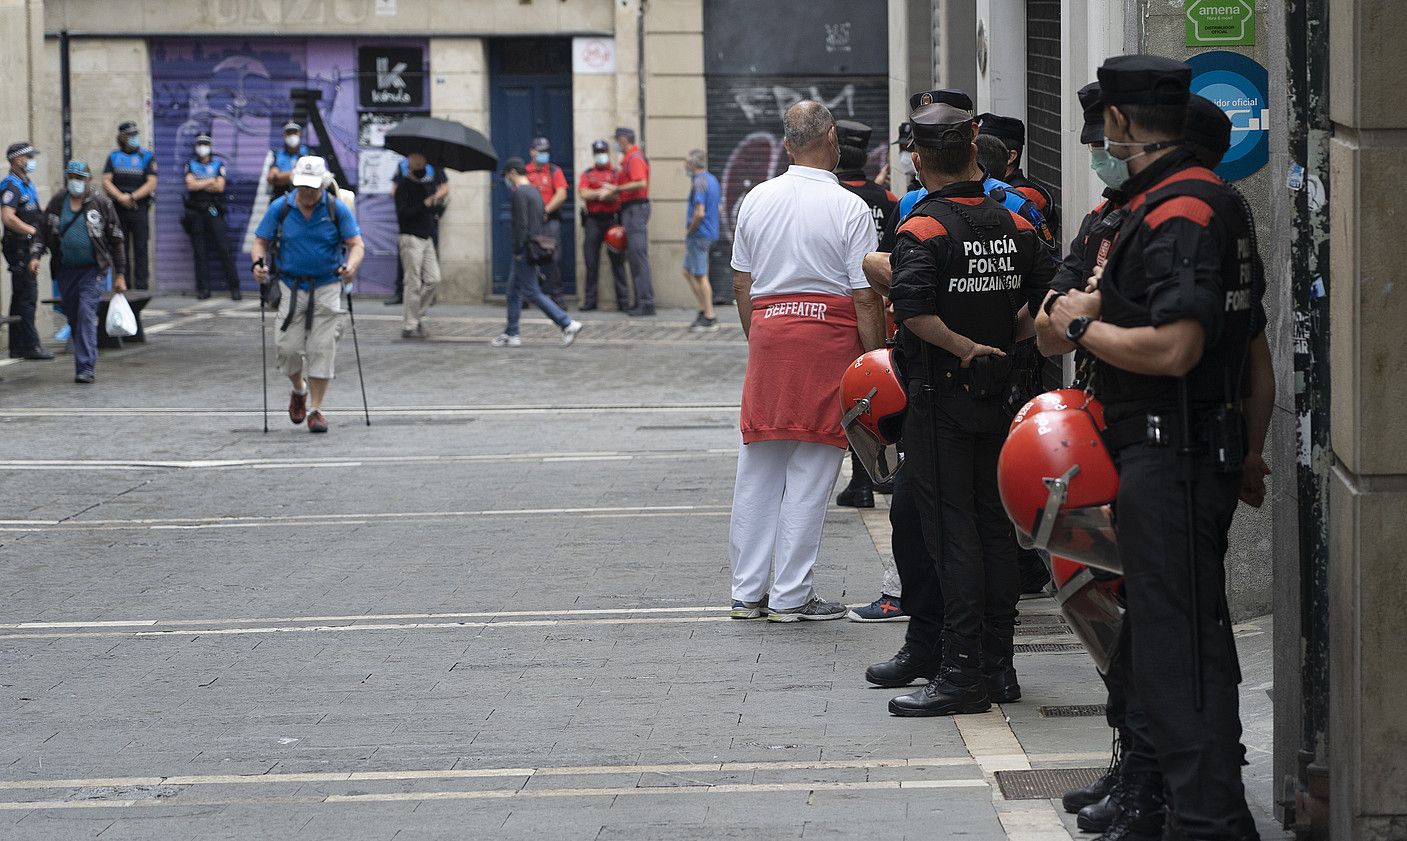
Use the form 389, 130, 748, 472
730, 165, 878, 298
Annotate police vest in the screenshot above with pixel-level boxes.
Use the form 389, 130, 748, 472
0, 174, 41, 239
898, 194, 1039, 360
1096, 167, 1260, 415
580, 165, 620, 215
271, 144, 310, 197
107, 148, 156, 204
838, 174, 896, 238
983, 177, 1055, 250
184, 158, 227, 212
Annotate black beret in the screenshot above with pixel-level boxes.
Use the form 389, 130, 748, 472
835, 120, 873, 150
1184, 94, 1232, 167
1078, 82, 1104, 144
978, 113, 1025, 148
909, 89, 974, 112
1097, 54, 1190, 106
911, 103, 975, 148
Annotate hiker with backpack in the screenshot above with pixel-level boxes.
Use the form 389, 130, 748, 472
250, 156, 364, 434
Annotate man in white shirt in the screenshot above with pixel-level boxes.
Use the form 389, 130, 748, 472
727, 100, 887, 622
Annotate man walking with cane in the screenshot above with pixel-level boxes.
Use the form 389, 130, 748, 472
250, 156, 364, 434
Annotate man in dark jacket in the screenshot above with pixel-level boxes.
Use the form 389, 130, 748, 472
492, 157, 582, 348
29, 160, 126, 384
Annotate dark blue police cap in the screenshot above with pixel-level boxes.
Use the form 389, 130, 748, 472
835, 120, 872, 150
1097, 55, 1190, 106
1078, 82, 1104, 144
910, 103, 976, 148
908, 89, 974, 113
591, 139, 609, 153
977, 114, 1025, 148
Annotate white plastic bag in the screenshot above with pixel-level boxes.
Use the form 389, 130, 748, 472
105, 293, 138, 338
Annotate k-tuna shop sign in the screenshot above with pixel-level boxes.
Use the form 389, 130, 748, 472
358, 46, 425, 109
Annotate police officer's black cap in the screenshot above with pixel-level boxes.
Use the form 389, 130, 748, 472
591, 139, 609, 153
1097, 54, 1191, 106
1184, 94, 1232, 166
893, 122, 914, 147
117, 121, 139, 136
910, 103, 976, 148
908, 89, 974, 113
835, 120, 872, 150
529, 136, 550, 151
502, 156, 527, 175
1078, 82, 1105, 144
6, 142, 37, 160
977, 114, 1025, 148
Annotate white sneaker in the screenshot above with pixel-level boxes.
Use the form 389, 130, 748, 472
490, 333, 521, 348
561, 320, 584, 346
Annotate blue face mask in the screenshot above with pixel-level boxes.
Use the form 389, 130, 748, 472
67, 179, 86, 197
534, 152, 550, 165
24, 158, 37, 174
125, 135, 141, 151
1089, 148, 1130, 189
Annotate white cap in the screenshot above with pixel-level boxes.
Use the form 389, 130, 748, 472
291, 155, 328, 188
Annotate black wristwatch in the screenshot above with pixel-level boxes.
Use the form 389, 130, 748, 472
1066, 316, 1092, 345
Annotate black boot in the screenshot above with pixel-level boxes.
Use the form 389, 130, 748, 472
888, 637, 990, 716
865, 643, 939, 688
1077, 791, 1123, 834
835, 451, 875, 508
1092, 773, 1164, 841
1017, 548, 1051, 596
1062, 730, 1124, 813
981, 626, 1021, 703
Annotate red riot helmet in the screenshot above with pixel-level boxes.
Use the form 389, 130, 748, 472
839, 349, 907, 483
604, 225, 628, 253
998, 390, 1120, 574
1049, 554, 1124, 674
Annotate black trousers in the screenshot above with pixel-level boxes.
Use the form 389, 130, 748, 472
1113, 441, 1256, 840
581, 213, 628, 308
891, 462, 943, 658
5, 257, 40, 355
900, 386, 1019, 652
116, 205, 150, 289
539, 216, 565, 304
187, 209, 239, 294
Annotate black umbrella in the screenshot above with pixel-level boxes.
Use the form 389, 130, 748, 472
383, 117, 498, 172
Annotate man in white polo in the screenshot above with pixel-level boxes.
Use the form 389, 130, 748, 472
728, 100, 888, 622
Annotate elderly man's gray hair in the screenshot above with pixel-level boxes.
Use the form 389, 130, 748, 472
783, 100, 835, 152
686, 148, 708, 169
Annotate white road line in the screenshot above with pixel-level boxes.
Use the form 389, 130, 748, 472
143, 312, 214, 334
0, 756, 977, 793
0, 449, 736, 472
0, 604, 731, 631
0, 504, 734, 533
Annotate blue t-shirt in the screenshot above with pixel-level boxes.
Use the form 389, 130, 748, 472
58, 203, 95, 267
255, 194, 360, 287
686, 171, 721, 241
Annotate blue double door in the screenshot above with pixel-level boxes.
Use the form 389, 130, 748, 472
489, 40, 575, 296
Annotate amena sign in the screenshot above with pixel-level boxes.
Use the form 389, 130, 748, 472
358, 46, 424, 109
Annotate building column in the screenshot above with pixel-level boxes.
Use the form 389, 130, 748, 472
429, 38, 489, 304
1327, 1, 1407, 837
0, 0, 44, 341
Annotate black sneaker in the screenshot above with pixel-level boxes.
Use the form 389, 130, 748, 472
74, 370, 95, 384
625, 304, 656, 317
847, 595, 907, 622
689, 312, 719, 333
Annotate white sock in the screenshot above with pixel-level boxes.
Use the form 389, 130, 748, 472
292, 384, 307, 395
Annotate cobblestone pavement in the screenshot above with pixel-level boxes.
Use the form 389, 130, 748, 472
0, 297, 1290, 840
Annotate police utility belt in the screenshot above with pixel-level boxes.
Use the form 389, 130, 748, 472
1101, 405, 1247, 473
909, 351, 1015, 400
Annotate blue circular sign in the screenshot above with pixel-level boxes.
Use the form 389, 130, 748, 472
1188, 51, 1268, 182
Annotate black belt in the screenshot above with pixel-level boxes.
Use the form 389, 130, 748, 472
1102, 411, 1210, 453
620, 198, 649, 208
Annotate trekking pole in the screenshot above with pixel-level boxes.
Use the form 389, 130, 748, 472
256, 267, 268, 434
344, 283, 371, 426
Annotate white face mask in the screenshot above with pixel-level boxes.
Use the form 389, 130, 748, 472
195, 144, 212, 158
898, 150, 914, 175
285, 134, 301, 149
594, 153, 609, 166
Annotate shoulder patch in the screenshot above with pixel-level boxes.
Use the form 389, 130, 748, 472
1008, 210, 1036, 233
1145, 196, 1214, 230
898, 216, 948, 241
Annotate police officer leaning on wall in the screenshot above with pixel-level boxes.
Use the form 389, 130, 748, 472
884, 96, 1056, 717
1, 142, 54, 361
103, 121, 157, 290
1037, 55, 1264, 841
183, 134, 241, 300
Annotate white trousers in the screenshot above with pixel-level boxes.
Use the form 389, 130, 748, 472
399, 234, 441, 331
728, 439, 844, 610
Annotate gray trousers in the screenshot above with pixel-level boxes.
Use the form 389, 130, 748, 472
620, 201, 653, 306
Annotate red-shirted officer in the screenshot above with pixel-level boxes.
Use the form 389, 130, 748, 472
605, 126, 653, 316
578, 139, 628, 311
525, 136, 570, 308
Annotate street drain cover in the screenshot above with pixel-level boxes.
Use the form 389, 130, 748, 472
995, 768, 1105, 800
1038, 704, 1108, 718
1014, 642, 1086, 653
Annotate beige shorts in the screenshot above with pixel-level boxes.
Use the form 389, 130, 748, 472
275, 282, 344, 380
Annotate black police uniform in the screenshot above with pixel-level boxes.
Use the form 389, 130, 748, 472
978, 113, 1060, 242
1, 154, 45, 357
886, 109, 1056, 714
1078, 56, 1264, 841
105, 135, 157, 289
183, 153, 240, 299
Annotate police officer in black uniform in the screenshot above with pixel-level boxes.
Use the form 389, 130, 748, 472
1038, 56, 1263, 841
103, 121, 158, 290
834, 119, 899, 509
183, 134, 241, 300
978, 113, 1059, 241
884, 96, 1055, 716
1, 143, 53, 361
